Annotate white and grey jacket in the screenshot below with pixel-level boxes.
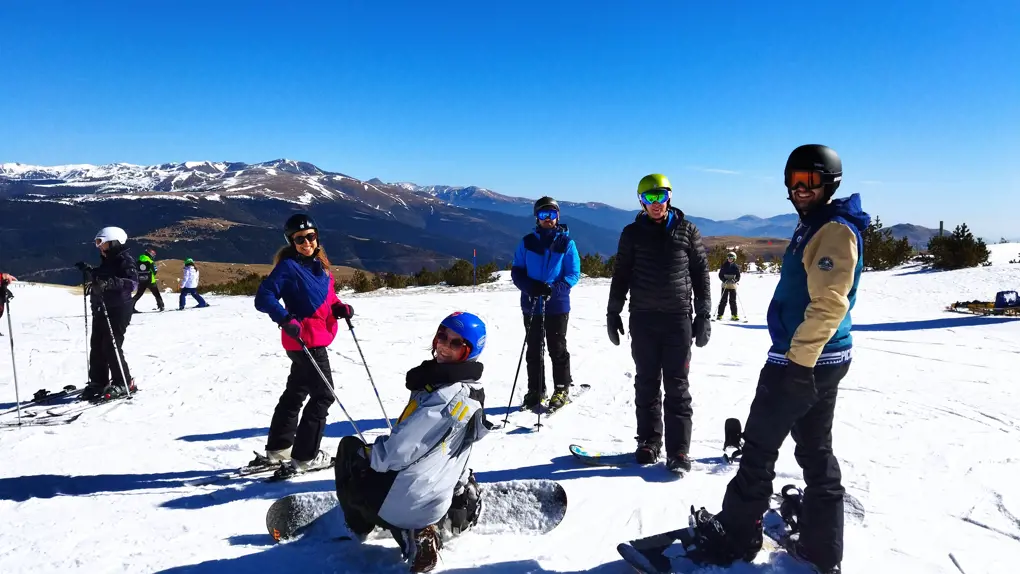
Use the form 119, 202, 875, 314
371, 360, 488, 530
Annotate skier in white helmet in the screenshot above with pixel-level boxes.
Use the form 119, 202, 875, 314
74, 227, 139, 401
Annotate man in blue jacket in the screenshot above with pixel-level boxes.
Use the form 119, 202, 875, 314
511, 196, 581, 411
683, 145, 870, 574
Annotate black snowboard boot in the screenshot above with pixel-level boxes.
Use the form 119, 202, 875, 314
686, 506, 763, 565
635, 440, 661, 464
667, 452, 692, 474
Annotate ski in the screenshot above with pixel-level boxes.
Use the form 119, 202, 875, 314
42, 391, 136, 419
265, 457, 337, 482
184, 452, 293, 486
0, 412, 84, 427
0, 385, 80, 417
491, 383, 591, 431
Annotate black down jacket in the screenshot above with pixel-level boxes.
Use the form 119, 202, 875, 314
607, 207, 712, 317
88, 243, 138, 314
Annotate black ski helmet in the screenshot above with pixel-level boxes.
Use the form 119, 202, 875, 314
534, 196, 559, 216
283, 213, 317, 243
785, 144, 842, 200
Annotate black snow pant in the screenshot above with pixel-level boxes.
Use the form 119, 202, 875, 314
717, 360, 850, 571
524, 312, 571, 395
88, 304, 133, 390
265, 347, 335, 462
132, 280, 164, 310
629, 311, 694, 456
717, 287, 737, 317
335, 435, 399, 535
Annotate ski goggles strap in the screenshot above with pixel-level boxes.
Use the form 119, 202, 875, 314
639, 188, 670, 205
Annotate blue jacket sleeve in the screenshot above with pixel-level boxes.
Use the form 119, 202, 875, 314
510, 239, 532, 292
552, 239, 581, 296
254, 261, 291, 324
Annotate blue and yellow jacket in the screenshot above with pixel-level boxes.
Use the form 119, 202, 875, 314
510, 224, 581, 315
767, 193, 871, 368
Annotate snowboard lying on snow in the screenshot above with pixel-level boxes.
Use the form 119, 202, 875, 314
266, 479, 568, 543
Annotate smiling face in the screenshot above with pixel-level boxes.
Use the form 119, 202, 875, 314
290, 229, 318, 257
789, 185, 824, 213
434, 326, 468, 363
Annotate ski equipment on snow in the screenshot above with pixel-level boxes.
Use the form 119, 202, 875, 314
723, 417, 743, 463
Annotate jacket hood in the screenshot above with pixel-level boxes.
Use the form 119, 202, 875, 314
809, 193, 871, 232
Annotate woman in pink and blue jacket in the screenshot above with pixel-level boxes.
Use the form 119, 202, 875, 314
253, 214, 354, 476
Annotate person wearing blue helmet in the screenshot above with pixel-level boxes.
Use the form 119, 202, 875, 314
334, 311, 489, 573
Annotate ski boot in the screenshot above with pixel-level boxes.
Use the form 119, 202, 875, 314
685, 506, 763, 565
667, 452, 692, 475
247, 446, 292, 469
521, 389, 545, 411
731, 315, 739, 321
547, 388, 569, 411
634, 439, 661, 464
716, 314, 723, 321
272, 449, 333, 480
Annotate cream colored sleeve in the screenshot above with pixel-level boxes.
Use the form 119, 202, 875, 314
787, 222, 859, 368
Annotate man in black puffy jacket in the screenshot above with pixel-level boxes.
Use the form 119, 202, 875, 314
606, 173, 712, 474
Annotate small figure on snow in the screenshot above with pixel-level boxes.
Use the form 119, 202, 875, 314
132, 248, 164, 312
253, 214, 354, 474
510, 196, 581, 411
74, 227, 139, 401
717, 251, 741, 320
606, 173, 712, 473
334, 311, 489, 573
177, 258, 208, 310
683, 145, 871, 574
0, 272, 16, 283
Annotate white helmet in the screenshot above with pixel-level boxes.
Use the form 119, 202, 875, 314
94, 226, 128, 246
727, 251, 737, 259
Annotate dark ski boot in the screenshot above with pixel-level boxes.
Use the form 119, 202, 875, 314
522, 390, 544, 411
686, 506, 763, 565
667, 452, 692, 475
635, 440, 661, 464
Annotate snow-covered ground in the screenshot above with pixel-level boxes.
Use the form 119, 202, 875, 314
2, 246, 1020, 573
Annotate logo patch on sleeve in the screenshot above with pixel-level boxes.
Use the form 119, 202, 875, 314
817, 256, 834, 271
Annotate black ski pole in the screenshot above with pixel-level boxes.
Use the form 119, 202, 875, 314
98, 296, 132, 398
3, 281, 22, 425
344, 317, 391, 430
502, 297, 539, 427
293, 333, 368, 444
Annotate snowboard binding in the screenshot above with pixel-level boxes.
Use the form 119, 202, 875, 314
723, 417, 743, 463
777, 484, 803, 534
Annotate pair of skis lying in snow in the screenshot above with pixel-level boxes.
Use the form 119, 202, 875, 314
0, 384, 136, 427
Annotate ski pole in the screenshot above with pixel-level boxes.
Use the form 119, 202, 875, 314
535, 296, 548, 432
3, 282, 22, 425
344, 316, 391, 430
82, 273, 90, 379
295, 335, 368, 444
98, 296, 132, 398
502, 297, 539, 426
736, 291, 745, 319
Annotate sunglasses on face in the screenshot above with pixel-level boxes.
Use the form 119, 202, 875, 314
292, 232, 317, 246
536, 209, 558, 221
639, 189, 670, 205
436, 329, 468, 350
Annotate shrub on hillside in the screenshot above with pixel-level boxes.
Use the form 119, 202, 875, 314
350, 269, 374, 293
862, 216, 913, 271
926, 223, 990, 270
198, 272, 265, 296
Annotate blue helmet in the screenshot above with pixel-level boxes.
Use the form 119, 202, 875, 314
439, 311, 486, 361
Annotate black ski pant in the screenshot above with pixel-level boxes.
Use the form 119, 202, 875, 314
335, 435, 399, 535
718, 360, 850, 571
629, 311, 694, 456
523, 312, 571, 395
132, 280, 164, 309
717, 287, 737, 317
266, 347, 335, 462
88, 304, 133, 390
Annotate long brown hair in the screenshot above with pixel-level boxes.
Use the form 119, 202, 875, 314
273, 244, 333, 277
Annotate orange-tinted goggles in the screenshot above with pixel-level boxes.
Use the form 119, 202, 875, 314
785, 171, 824, 189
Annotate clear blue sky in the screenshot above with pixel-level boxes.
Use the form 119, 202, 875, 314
2, 1, 1017, 239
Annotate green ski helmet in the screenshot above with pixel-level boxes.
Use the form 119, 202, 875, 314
637, 173, 671, 195
184, 258, 194, 265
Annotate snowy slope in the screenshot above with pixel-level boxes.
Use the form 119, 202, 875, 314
1, 260, 1020, 573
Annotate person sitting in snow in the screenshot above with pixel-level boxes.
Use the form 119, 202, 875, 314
334, 311, 489, 574
177, 258, 208, 310
716, 251, 741, 320
253, 213, 354, 478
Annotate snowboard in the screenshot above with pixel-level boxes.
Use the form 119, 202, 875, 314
266, 478, 568, 543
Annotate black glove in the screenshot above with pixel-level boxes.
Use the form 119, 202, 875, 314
75, 262, 95, 279
332, 302, 354, 320
607, 312, 624, 346
779, 361, 817, 403
91, 277, 111, 292
692, 315, 711, 347
529, 280, 553, 298
279, 316, 302, 342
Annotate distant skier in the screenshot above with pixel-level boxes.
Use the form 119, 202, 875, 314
177, 258, 208, 310
510, 196, 581, 411
132, 248, 164, 312
253, 214, 353, 476
717, 251, 741, 320
74, 227, 139, 401
683, 145, 871, 574
0, 273, 15, 321
334, 311, 489, 573
606, 174, 712, 473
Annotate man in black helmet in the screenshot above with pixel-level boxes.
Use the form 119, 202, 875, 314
606, 174, 712, 475
683, 145, 871, 574
510, 196, 581, 412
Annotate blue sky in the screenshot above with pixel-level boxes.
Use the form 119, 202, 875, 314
2, 1, 1017, 239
